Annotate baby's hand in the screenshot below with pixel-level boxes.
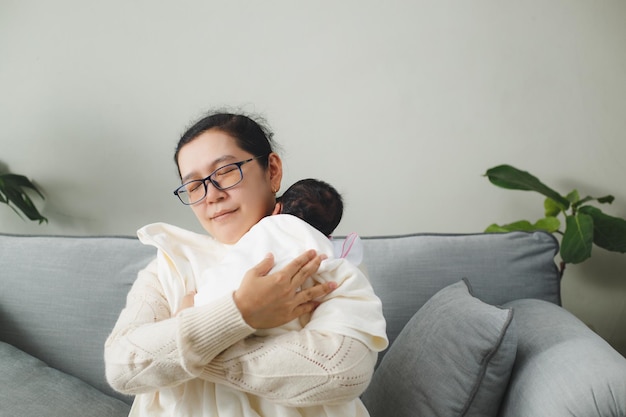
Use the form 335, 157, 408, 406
175, 291, 196, 316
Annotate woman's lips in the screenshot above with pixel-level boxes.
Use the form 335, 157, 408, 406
211, 209, 236, 222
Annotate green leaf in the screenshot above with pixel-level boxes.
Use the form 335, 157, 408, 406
485, 224, 511, 233
496, 220, 535, 232
485, 165, 570, 210
561, 213, 594, 264
0, 174, 45, 199
573, 195, 614, 210
544, 198, 562, 217
579, 206, 626, 253
0, 173, 48, 223
574, 196, 595, 207
566, 189, 580, 204
485, 219, 557, 233
597, 195, 615, 204
533, 216, 560, 233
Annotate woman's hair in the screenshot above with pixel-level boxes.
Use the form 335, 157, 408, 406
174, 112, 275, 177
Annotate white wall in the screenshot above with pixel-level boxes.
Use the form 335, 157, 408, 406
2, 1, 625, 355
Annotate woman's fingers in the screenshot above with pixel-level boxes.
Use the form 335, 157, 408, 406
286, 250, 327, 287
251, 253, 275, 276
233, 250, 335, 329
278, 249, 317, 283
298, 280, 337, 302
291, 281, 337, 318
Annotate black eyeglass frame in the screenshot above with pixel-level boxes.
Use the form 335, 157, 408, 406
173, 155, 265, 205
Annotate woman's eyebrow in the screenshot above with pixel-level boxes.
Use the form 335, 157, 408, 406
181, 155, 238, 183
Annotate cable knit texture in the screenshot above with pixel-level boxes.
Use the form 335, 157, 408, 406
202, 331, 377, 406
104, 222, 385, 417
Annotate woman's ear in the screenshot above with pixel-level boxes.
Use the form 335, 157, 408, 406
267, 152, 282, 193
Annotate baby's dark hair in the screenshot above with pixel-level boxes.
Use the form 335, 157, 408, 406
279, 179, 343, 237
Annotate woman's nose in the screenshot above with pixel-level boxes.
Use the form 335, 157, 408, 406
203, 180, 225, 203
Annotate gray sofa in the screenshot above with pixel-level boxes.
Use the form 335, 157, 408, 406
1, 231, 624, 416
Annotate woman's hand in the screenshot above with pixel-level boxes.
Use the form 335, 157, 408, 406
233, 250, 336, 329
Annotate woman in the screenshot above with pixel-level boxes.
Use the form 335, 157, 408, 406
105, 112, 385, 416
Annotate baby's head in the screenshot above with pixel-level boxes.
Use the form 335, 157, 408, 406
279, 178, 343, 237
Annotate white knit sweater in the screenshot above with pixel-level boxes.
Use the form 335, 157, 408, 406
104, 222, 387, 417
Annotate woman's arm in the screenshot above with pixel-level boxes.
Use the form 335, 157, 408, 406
197, 252, 385, 406
201, 331, 378, 407
105, 251, 337, 395
104, 259, 255, 395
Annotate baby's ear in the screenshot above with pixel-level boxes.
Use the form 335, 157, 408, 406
272, 201, 283, 215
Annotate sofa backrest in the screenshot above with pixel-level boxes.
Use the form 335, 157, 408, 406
360, 231, 561, 352
0, 231, 560, 403
0, 234, 154, 403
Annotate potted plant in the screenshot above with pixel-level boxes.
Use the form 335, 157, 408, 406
484, 164, 626, 275
0, 171, 47, 224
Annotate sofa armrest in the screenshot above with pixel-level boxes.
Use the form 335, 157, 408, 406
499, 299, 626, 417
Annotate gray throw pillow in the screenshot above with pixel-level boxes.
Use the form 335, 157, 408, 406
0, 341, 130, 417
361, 279, 517, 417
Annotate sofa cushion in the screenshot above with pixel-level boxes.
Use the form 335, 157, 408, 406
0, 341, 130, 417
499, 299, 626, 417
361, 279, 517, 417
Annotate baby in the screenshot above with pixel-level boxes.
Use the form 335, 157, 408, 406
184, 179, 385, 349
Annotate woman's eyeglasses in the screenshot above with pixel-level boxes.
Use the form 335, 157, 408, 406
173, 156, 265, 205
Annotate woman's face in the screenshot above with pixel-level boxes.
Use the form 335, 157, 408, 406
176, 129, 282, 244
